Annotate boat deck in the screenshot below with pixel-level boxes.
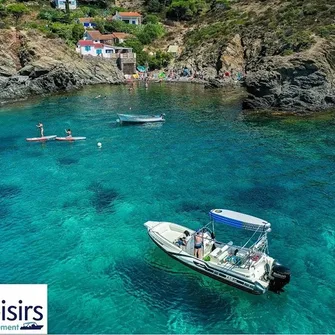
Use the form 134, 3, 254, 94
172, 229, 270, 285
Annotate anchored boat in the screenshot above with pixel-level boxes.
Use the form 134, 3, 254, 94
144, 209, 290, 295
117, 113, 165, 124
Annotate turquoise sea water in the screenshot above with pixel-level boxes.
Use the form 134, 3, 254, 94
0, 83, 334, 334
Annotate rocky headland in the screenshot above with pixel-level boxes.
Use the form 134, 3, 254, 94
172, 35, 335, 113
242, 38, 335, 112
157, 1, 335, 113
0, 29, 124, 104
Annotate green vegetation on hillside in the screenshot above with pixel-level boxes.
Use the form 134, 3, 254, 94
183, 0, 335, 56
0, 0, 171, 68
0, 0, 334, 70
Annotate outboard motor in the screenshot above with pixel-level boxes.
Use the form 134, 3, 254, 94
269, 261, 291, 293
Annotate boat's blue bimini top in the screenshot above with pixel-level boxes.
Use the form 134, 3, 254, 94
209, 209, 271, 232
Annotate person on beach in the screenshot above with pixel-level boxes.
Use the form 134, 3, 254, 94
36, 122, 44, 137
65, 129, 72, 137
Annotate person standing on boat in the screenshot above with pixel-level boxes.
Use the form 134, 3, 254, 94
194, 231, 203, 258
36, 122, 44, 137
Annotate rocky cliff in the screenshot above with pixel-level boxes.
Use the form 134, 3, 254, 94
176, 34, 335, 113
0, 29, 124, 104
242, 38, 335, 111
163, 1, 335, 113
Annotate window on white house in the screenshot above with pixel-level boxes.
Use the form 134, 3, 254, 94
85, 46, 91, 51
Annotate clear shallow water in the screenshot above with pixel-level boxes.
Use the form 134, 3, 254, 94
0, 83, 334, 334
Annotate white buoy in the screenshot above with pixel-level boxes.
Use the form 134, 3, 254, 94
97, 142, 102, 148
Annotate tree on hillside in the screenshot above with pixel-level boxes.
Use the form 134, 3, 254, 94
72, 23, 85, 42
146, 0, 161, 12
167, 0, 206, 21
6, 3, 28, 28
145, 0, 172, 13
0, 5, 7, 19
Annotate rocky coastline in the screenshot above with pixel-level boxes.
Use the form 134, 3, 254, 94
1, 28, 334, 114
169, 30, 335, 113
242, 38, 335, 113
0, 29, 124, 105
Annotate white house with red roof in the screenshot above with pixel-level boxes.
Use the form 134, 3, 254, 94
76, 39, 136, 74
113, 11, 142, 25
83, 30, 132, 45
76, 40, 134, 59
76, 40, 106, 57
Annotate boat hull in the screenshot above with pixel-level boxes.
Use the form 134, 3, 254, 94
147, 230, 267, 295
117, 113, 165, 123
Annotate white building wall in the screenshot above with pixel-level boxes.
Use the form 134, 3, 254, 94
56, 0, 77, 9
76, 45, 117, 58
114, 13, 141, 25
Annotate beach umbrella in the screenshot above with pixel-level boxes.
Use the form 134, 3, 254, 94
137, 65, 147, 73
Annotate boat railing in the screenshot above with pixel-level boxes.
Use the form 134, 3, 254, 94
211, 242, 265, 270
251, 234, 268, 254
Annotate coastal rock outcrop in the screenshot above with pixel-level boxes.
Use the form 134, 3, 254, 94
242, 38, 335, 112
178, 34, 245, 80
0, 29, 124, 103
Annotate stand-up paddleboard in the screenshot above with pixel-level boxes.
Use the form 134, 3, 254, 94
55, 137, 86, 141
26, 135, 57, 142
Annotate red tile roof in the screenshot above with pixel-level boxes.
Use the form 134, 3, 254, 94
99, 34, 116, 41
77, 40, 104, 48
86, 30, 102, 40
118, 12, 141, 17
112, 32, 130, 39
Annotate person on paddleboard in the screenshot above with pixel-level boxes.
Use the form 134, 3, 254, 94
65, 129, 72, 137
36, 122, 44, 137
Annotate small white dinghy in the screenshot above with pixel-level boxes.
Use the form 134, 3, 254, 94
144, 209, 290, 295
117, 113, 165, 124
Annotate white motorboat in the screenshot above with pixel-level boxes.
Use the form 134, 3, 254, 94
144, 209, 290, 295
117, 113, 165, 124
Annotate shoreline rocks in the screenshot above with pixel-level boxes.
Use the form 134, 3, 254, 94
0, 29, 124, 105
242, 38, 335, 112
